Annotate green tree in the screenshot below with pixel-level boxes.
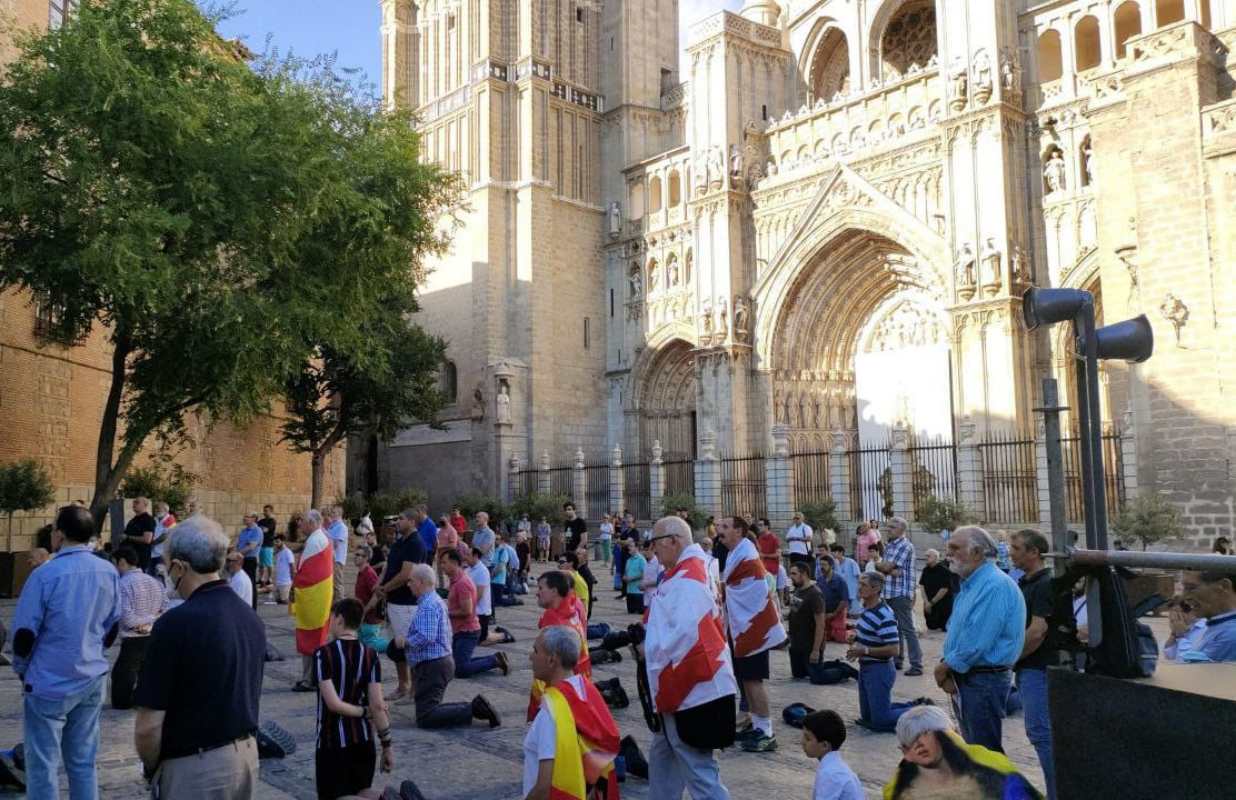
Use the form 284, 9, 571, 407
281, 284, 448, 507
509, 493, 570, 528
658, 493, 708, 531
0, 459, 56, 551
1111, 493, 1184, 551
0, 0, 456, 527
799, 499, 840, 536
918, 495, 975, 534
120, 461, 199, 518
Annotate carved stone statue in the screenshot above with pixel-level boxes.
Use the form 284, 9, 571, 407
694, 152, 709, 192
1160, 293, 1189, 343
648, 262, 660, 292
734, 297, 751, 341
1082, 142, 1095, 187
607, 201, 622, 238
1011, 246, 1030, 286
1001, 54, 1016, 93
716, 297, 728, 342
972, 49, 993, 103
707, 146, 725, 190
701, 299, 714, 342
766, 159, 778, 177
729, 144, 742, 179
1044, 150, 1066, 194
956, 242, 977, 301
981, 238, 1003, 296
668, 259, 679, 286
629, 267, 642, 299
495, 381, 512, 424
950, 59, 969, 111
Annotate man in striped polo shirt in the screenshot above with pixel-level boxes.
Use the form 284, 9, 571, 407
845, 572, 928, 732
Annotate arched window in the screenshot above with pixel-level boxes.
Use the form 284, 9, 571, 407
1114, 2, 1142, 59
1038, 30, 1063, 82
1075, 16, 1102, 72
809, 27, 850, 99
649, 176, 663, 213
880, 1, 937, 81
440, 360, 458, 403
668, 170, 682, 207
1156, 0, 1184, 26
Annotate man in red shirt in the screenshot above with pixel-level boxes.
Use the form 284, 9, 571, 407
449, 507, 469, 540
442, 550, 507, 678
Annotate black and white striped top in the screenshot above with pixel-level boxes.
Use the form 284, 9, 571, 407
314, 638, 381, 749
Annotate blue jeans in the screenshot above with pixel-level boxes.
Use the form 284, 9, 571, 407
858, 660, 913, 732
956, 669, 1012, 753
1018, 667, 1055, 800
452, 631, 499, 678
23, 674, 106, 800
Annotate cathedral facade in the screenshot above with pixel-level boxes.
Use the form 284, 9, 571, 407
374, 0, 1236, 542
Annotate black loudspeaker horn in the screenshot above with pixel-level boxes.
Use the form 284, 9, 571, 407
1022, 287, 1092, 331
1095, 314, 1154, 363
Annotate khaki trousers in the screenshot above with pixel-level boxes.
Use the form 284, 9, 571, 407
154, 735, 257, 799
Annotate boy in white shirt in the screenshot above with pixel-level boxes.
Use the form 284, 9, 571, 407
801, 709, 862, 800
273, 535, 295, 604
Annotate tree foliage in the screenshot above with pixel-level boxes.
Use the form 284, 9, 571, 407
799, 499, 840, 537
1111, 493, 1183, 551
509, 493, 570, 527
120, 461, 198, 518
658, 493, 708, 531
918, 495, 976, 534
337, 487, 429, 525
0, 458, 56, 550
454, 493, 509, 529
0, 0, 457, 525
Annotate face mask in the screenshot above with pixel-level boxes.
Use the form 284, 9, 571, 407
169, 562, 188, 599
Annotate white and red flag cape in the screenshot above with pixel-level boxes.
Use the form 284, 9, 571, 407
644, 544, 736, 714
721, 536, 787, 658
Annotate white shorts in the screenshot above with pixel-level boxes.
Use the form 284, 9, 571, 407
386, 602, 416, 641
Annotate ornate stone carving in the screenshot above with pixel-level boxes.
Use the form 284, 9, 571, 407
668, 257, 679, 286
716, 297, 729, 344
972, 49, 993, 105
1116, 242, 1139, 303
956, 242, 977, 301
734, 297, 751, 342
1011, 246, 1031, 289
707, 146, 724, 190
1000, 48, 1020, 94
495, 380, 512, 425
729, 144, 743, 187
1044, 149, 1066, 194
1082, 141, 1095, 188
607, 201, 622, 238
863, 302, 945, 353
701, 298, 714, 343
950, 58, 969, 112
981, 238, 1003, 297
1160, 293, 1189, 343
471, 385, 485, 420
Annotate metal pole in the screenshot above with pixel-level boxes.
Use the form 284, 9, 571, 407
1073, 321, 1098, 549
1065, 548, 1236, 574
1038, 378, 1069, 558
1082, 311, 1109, 549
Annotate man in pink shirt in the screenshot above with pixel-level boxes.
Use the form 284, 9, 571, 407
856, 522, 883, 568
442, 549, 508, 678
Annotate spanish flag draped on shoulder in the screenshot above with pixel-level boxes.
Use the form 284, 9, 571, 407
645, 543, 736, 714
721, 536, 787, 658
530, 592, 592, 720
541, 676, 622, 800
292, 528, 334, 656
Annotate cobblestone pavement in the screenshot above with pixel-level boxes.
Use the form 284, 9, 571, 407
1, 569, 1048, 799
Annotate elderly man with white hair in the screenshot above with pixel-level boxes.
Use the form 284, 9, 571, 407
643, 516, 737, 799
134, 515, 266, 798
393, 563, 501, 730
933, 526, 1025, 755
882, 705, 1042, 799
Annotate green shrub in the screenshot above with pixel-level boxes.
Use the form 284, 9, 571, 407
121, 462, 198, 518
357, 487, 430, 522
509, 492, 570, 526
799, 499, 839, 536
0, 458, 57, 549
1111, 493, 1184, 551
918, 495, 975, 534
454, 493, 509, 528
658, 493, 708, 531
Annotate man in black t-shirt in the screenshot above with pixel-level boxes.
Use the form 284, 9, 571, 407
122, 497, 157, 570
787, 561, 827, 679
370, 511, 427, 701
134, 516, 265, 796
1010, 528, 1057, 800
562, 502, 587, 552
257, 505, 277, 588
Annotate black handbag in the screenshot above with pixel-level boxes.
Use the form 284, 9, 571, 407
672, 694, 736, 751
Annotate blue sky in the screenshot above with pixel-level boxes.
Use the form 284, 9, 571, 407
208, 1, 744, 89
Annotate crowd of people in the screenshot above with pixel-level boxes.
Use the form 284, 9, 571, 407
7, 496, 1236, 800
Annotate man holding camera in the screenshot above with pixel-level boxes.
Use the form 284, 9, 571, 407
640, 516, 736, 800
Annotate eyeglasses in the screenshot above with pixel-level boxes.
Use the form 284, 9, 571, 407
648, 534, 675, 543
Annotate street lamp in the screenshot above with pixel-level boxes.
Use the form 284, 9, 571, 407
1022, 287, 1153, 549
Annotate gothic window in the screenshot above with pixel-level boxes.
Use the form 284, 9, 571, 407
649, 176, 663, 214
1114, 2, 1142, 59
668, 170, 682, 207
1075, 16, 1102, 72
880, 2, 937, 81
49, 0, 77, 29
33, 293, 78, 346
440, 360, 458, 403
809, 27, 850, 100
1156, 0, 1184, 26
1037, 30, 1063, 82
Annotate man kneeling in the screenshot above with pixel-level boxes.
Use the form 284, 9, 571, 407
524, 626, 621, 800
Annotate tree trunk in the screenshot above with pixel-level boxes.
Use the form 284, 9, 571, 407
90, 326, 132, 532
310, 451, 324, 510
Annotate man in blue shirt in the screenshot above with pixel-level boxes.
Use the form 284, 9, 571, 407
845, 572, 920, 732
11, 505, 121, 800
326, 506, 350, 603
828, 543, 861, 615
236, 512, 263, 610
1181, 569, 1236, 662
414, 505, 438, 564
934, 526, 1025, 753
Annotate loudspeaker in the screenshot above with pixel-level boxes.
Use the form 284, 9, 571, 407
1095, 314, 1154, 363
1048, 665, 1236, 798
1022, 287, 1091, 332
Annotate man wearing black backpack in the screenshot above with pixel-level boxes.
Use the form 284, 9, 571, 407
1010, 529, 1057, 800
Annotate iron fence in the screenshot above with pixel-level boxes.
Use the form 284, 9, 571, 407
584, 462, 609, 521
907, 437, 958, 518
663, 459, 696, 501
848, 440, 892, 523
978, 431, 1038, 523
720, 453, 767, 517
623, 462, 651, 522
790, 451, 832, 507
1062, 430, 1125, 522
546, 466, 574, 501
514, 469, 538, 498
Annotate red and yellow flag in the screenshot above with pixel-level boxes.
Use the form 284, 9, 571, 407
291, 529, 334, 656
544, 678, 621, 800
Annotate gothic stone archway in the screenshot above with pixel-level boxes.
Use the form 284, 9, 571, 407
634, 338, 697, 460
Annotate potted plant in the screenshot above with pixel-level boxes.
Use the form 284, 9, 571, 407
0, 458, 56, 596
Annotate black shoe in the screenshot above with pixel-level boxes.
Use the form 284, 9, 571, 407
894, 662, 904, 671
911, 696, 936, 707
255, 721, 297, 759
472, 694, 502, 728
0, 750, 24, 791
400, 780, 428, 800
905, 667, 924, 676
495, 651, 510, 676
853, 718, 873, 730
291, 680, 316, 692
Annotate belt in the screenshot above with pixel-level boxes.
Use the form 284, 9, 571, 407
960, 665, 1010, 675
163, 732, 254, 762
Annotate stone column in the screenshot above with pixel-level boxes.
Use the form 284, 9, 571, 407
1035, 418, 1052, 527
572, 448, 588, 517
694, 427, 722, 516
957, 418, 986, 522
538, 451, 551, 496
765, 425, 795, 535
507, 454, 522, 505
609, 445, 625, 518
890, 422, 913, 522
650, 440, 665, 519
829, 430, 851, 526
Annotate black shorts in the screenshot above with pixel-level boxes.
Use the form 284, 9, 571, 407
733, 649, 770, 681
